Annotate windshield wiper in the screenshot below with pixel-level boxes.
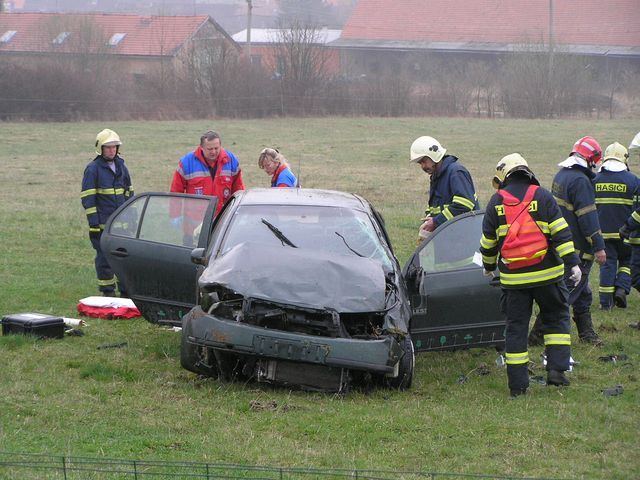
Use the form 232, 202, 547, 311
334, 231, 364, 257
261, 218, 297, 248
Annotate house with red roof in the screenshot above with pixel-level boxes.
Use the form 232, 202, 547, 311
232, 27, 342, 75
0, 12, 239, 81
334, 0, 640, 76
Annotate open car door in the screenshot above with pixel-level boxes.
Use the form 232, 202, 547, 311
101, 192, 217, 324
402, 211, 505, 352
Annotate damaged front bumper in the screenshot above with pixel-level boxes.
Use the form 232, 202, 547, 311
186, 306, 403, 374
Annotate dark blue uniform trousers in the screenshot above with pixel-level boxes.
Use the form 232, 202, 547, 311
599, 240, 631, 308
504, 282, 571, 391
90, 233, 126, 295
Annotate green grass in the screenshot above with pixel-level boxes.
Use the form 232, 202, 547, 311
0, 117, 638, 479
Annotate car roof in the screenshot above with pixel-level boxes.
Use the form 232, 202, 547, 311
235, 188, 371, 211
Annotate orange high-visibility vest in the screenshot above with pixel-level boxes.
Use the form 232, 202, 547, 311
498, 185, 548, 270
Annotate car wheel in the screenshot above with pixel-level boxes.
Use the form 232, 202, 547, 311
386, 334, 415, 390
180, 315, 217, 377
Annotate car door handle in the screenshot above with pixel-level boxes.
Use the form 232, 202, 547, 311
110, 248, 129, 258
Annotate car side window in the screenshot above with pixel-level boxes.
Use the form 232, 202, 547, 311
147, 196, 209, 247
418, 214, 483, 273
110, 196, 211, 247
109, 196, 144, 238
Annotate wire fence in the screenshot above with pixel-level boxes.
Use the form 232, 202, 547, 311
0, 452, 564, 480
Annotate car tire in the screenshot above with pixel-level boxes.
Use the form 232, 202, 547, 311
386, 334, 415, 390
180, 314, 217, 377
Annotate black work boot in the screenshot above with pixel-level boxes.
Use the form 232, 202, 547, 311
510, 388, 528, 398
528, 314, 544, 346
614, 288, 627, 309
574, 312, 604, 346
547, 369, 570, 386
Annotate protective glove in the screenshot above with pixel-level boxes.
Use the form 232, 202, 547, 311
619, 224, 631, 240
483, 270, 495, 278
89, 228, 101, 240
569, 265, 582, 285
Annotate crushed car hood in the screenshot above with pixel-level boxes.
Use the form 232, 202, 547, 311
199, 242, 387, 312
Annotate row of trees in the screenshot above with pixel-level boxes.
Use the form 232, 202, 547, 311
0, 28, 636, 121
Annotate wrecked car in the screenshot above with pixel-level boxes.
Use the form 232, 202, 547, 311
101, 189, 504, 392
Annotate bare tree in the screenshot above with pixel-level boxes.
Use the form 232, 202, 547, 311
270, 20, 331, 115
182, 38, 240, 116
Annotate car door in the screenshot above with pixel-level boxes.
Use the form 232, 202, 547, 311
101, 192, 217, 324
402, 211, 505, 352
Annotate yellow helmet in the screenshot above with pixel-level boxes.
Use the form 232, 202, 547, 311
95, 128, 122, 155
629, 132, 640, 154
492, 153, 535, 189
410, 136, 446, 163
603, 142, 629, 165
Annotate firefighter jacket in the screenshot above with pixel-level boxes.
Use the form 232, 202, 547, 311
170, 146, 245, 216
480, 178, 579, 289
272, 163, 297, 188
552, 163, 605, 260
426, 155, 479, 228
622, 205, 640, 246
594, 164, 639, 239
81, 154, 134, 233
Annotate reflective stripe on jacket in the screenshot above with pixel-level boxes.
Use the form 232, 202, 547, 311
480, 178, 579, 289
594, 168, 639, 238
170, 146, 245, 216
81, 155, 133, 231
426, 155, 479, 227
552, 165, 605, 258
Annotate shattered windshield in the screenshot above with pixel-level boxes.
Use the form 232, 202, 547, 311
220, 205, 392, 268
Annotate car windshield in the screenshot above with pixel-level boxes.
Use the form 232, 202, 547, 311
220, 204, 393, 269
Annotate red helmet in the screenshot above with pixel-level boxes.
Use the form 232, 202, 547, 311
571, 136, 602, 166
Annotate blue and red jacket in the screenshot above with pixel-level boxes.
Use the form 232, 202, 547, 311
552, 164, 605, 260
81, 155, 133, 233
170, 146, 244, 216
594, 165, 639, 239
271, 163, 297, 188
426, 155, 479, 227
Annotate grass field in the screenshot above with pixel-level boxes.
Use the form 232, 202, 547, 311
0, 117, 638, 479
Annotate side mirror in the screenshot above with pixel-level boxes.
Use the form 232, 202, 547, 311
190, 247, 207, 266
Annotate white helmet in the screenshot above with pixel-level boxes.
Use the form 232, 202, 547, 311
95, 128, 122, 155
410, 136, 446, 163
492, 153, 536, 189
629, 132, 640, 154
603, 142, 629, 165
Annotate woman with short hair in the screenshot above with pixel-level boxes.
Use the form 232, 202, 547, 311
258, 148, 297, 188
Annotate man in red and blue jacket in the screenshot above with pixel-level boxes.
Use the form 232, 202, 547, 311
171, 130, 244, 214
170, 131, 245, 243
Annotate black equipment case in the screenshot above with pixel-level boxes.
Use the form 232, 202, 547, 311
2, 313, 65, 339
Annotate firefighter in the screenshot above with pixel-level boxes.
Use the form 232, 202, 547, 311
81, 129, 134, 297
410, 136, 479, 241
530, 136, 606, 346
619, 132, 640, 297
480, 154, 579, 397
593, 142, 637, 310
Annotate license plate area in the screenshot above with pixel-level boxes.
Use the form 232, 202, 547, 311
252, 335, 330, 363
